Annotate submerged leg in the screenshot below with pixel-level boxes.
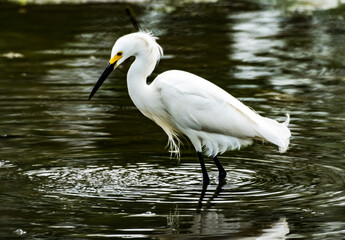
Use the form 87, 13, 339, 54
197, 152, 210, 185
213, 156, 227, 181
197, 183, 208, 212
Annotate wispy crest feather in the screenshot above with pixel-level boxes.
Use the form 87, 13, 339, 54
131, 31, 163, 77
138, 30, 163, 60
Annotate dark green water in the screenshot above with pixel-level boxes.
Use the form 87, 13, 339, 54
1, 1, 345, 239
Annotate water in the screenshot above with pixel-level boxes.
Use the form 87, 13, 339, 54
1, 1, 345, 239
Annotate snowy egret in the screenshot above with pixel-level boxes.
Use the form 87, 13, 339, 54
89, 31, 291, 185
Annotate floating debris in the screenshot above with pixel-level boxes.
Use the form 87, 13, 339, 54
14, 229, 26, 235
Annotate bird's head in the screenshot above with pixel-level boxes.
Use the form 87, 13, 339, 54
88, 31, 163, 100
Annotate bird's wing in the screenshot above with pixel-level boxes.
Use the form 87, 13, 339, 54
154, 70, 263, 139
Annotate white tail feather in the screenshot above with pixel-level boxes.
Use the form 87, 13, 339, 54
256, 113, 291, 153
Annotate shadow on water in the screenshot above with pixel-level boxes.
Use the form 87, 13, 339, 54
0, 0, 345, 239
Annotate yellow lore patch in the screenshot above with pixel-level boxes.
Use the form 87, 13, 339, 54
109, 51, 123, 65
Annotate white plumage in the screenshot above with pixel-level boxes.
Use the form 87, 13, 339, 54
89, 31, 291, 184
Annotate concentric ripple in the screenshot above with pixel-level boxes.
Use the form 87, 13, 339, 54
24, 156, 345, 208
21, 155, 345, 238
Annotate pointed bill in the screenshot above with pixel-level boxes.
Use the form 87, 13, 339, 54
88, 62, 115, 100
89, 52, 123, 100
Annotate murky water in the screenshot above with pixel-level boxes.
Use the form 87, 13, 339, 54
1, 1, 345, 239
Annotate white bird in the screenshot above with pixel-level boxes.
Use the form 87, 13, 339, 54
89, 31, 291, 185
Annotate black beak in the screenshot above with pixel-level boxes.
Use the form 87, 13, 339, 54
89, 62, 115, 100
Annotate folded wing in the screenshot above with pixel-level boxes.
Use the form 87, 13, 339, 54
154, 70, 291, 154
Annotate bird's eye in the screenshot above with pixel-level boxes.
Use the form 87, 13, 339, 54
117, 51, 123, 56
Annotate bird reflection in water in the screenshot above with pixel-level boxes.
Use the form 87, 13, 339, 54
188, 183, 289, 239
197, 181, 226, 212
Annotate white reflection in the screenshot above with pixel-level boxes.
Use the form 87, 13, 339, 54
230, 11, 284, 64
189, 213, 289, 239
164, 184, 290, 239
256, 218, 289, 240
168, 206, 289, 239
229, 10, 284, 83
280, 0, 345, 11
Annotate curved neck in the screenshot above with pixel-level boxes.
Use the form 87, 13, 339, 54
127, 56, 154, 112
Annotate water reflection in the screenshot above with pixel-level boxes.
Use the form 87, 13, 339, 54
188, 215, 289, 239
24, 160, 297, 238
197, 181, 224, 211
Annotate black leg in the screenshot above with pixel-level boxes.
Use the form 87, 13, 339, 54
197, 183, 208, 213
213, 156, 227, 181
197, 152, 210, 185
